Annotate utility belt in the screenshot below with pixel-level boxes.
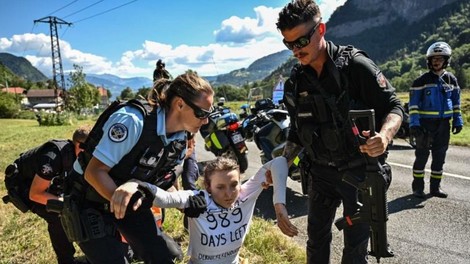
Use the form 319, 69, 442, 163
47, 194, 117, 243
47, 169, 117, 243
309, 157, 365, 172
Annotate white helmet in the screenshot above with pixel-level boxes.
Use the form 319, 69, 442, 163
426, 41, 451, 69
426, 42, 451, 58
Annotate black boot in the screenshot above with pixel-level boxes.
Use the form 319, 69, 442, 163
430, 178, 448, 198
412, 178, 425, 198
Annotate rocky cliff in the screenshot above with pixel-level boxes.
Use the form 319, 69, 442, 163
327, 0, 460, 38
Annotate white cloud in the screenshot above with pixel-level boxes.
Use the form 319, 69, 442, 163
214, 6, 282, 43
0, 3, 345, 80
319, 0, 347, 21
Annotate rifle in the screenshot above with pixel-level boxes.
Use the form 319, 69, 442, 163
334, 109, 394, 263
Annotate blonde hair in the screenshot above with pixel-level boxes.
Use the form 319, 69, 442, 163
147, 72, 213, 109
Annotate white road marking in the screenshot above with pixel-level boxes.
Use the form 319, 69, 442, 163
388, 162, 470, 180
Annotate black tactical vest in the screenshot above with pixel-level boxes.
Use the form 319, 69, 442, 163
285, 45, 369, 165
7, 140, 75, 206
78, 100, 186, 203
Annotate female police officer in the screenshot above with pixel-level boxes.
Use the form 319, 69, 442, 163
69, 72, 214, 264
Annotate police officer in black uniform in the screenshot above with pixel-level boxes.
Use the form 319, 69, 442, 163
153, 59, 172, 82
276, 1, 404, 263
67, 72, 214, 264
14, 127, 89, 264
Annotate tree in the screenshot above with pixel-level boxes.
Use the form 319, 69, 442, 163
0, 91, 19, 118
119, 87, 135, 100
66, 64, 100, 114
136, 87, 151, 100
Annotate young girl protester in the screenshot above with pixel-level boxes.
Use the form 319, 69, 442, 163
111, 156, 299, 264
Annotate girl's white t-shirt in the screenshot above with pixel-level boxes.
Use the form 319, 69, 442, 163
147, 157, 288, 264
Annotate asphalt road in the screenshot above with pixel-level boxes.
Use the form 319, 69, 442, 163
194, 134, 470, 264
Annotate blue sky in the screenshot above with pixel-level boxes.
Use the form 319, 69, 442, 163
0, 0, 346, 79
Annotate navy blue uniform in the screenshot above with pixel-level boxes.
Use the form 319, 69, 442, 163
409, 70, 463, 195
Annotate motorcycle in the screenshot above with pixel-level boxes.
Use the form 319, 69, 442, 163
242, 99, 303, 191
200, 103, 249, 173
393, 102, 416, 148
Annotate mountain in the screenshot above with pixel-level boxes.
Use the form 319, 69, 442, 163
263, 0, 469, 93
210, 49, 292, 86
84, 73, 152, 99
326, 0, 463, 62
0, 53, 48, 82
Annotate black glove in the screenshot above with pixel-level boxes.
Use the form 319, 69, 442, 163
452, 126, 462, 135
409, 126, 423, 137
184, 191, 207, 218
126, 183, 155, 214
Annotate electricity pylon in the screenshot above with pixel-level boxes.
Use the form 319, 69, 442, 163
34, 16, 72, 91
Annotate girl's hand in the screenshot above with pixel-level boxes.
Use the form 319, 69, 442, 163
274, 203, 298, 237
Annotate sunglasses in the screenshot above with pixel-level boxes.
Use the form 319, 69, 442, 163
181, 97, 213, 119
283, 20, 321, 50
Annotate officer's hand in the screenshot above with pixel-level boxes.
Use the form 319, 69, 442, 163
358, 131, 387, 158
111, 180, 156, 219
111, 181, 140, 219
274, 203, 298, 237
409, 126, 423, 137
184, 191, 207, 218
452, 126, 462, 135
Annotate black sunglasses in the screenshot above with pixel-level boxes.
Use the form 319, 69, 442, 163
181, 97, 213, 119
283, 20, 321, 50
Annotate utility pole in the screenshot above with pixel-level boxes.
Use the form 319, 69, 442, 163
34, 16, 72, 109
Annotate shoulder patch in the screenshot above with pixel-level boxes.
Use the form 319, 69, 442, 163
108, 123, 128, 142
41, 163, 53, 176
376, 72, 387, 88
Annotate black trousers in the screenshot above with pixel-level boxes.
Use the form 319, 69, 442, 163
413, 118, 450, 175
78, 207, 177, 264
31, 202, 76, 264
307, 164, 369, 264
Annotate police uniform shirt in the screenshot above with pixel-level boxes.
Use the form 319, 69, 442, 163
146, 157, 288, 264
36, 144, 63, 181
409, 70, 463, 127
73, 105, 186, 173
285, 41, 404, 145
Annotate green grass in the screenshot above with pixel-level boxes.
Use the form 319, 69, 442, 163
0, 118, 305, 264
1, 89, 468, 263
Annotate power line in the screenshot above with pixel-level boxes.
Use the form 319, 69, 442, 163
48, 0, 79, 16
63, 0, 104, 19
72, 0, 138, 24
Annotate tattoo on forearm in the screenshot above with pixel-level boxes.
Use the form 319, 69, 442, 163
381, 113, 402, 141
282, 141, 302, 164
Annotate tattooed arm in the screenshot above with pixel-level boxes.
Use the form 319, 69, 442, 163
359, 113, 402, 157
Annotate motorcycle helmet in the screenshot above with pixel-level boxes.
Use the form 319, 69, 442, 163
426, 42, 451, 69
156, 59, 163, 67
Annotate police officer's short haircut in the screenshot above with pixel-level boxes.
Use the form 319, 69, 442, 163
277, 0, 321, 31
203, 157, 240, 186
72, 125, 91, 144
